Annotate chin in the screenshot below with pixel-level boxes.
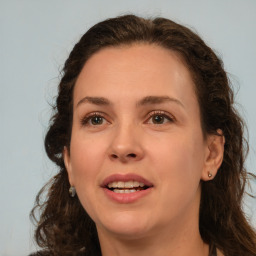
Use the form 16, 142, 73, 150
96, 211, 152, 239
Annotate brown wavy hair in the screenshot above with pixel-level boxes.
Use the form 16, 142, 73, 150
30, 15, 256, 256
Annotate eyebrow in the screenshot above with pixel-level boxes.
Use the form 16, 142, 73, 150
76, 95, 184, 108
137, 96, 185, 108
76, 96, 111, 108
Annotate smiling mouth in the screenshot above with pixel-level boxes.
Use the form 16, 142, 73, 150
106, 180, 151, 193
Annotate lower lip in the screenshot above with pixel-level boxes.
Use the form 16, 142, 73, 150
103, 187, 152, 204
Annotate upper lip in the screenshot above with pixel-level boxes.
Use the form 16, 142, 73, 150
101, 173, 153, 188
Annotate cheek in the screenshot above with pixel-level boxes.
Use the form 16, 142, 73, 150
70, 135, 107, 182
147, 134, 204, 219
148, 131, 205, 193
69, 135, 108, 216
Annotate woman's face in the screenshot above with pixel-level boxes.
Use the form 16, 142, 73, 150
64, 44, 212, 239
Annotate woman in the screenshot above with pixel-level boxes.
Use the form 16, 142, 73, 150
30, 15, 256, 256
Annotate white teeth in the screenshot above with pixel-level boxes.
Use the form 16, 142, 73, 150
139, 182, 144, 187
113, 189, 124, 193
108, 181, 117, 188
133, 181, 140, 187
113, 189, 138, 193
124, 181, 133, 188
117, 181, 124, 188
107, 180, 145, 189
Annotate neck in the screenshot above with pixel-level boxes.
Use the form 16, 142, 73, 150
97, 212, 209, 256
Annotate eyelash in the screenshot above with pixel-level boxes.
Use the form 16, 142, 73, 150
80, 110, 175, 127
80, 112, 108, 126
145, 110, 175, 124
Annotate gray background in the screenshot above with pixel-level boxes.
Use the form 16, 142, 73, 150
1, 0, 255, 255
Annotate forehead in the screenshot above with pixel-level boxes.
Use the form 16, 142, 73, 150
74, 44, 197, 108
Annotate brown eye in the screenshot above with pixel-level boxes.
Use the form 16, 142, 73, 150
81, 113, 108, 127
90, 116, 104, 125
146, 111, 174, 125
152, 115, 165, 124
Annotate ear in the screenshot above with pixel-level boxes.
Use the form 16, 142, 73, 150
201, 129, 225, 181
63, 146, 75, 186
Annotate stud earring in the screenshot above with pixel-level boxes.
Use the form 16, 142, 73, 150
69, 186, 76, 197
208, 172, 213, 178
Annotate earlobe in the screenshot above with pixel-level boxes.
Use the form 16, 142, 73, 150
63, 146, 74, 186
201, 129, 225, 181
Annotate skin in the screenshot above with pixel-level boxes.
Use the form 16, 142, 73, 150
64, 44, 225, 256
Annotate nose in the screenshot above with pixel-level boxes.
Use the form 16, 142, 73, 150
108, 123, 144, 163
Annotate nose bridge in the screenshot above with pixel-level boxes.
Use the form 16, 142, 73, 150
108, 118, 143, 161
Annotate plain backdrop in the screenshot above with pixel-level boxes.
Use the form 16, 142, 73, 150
1, 0, 256, 255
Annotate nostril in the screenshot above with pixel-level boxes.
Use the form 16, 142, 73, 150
110, 153, 137, 160
127, 153, 136, 158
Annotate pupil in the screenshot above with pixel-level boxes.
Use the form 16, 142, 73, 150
153, 115, 164, 124
92, 116, 103, 125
